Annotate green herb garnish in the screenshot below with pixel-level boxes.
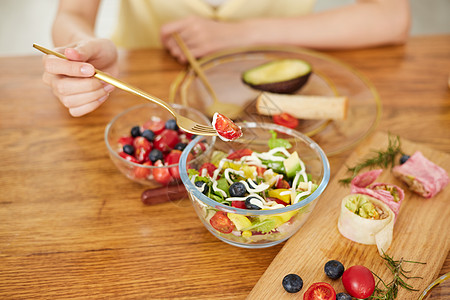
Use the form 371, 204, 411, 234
339, 134, 403, 186
370, 252, 425, 299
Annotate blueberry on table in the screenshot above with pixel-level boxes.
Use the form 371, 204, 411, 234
324, 260, 345, 279
123, 144, 135, 155
336, 292, 352, 300
142, 129, 155, 142
165, 119, 179, 130
174, 142, 187, 151
130, 125, 141, 137
229, 182, 246, 197
282, 273, 303, 293
400, 154, 410, 164
148, 149, 164, 163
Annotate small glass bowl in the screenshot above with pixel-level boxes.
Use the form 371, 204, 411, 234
105, 103, 215, 189
179, 122, 330, 248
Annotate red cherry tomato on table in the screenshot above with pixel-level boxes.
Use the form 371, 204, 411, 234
303, 282, 336, 300
209, 211, 235, 234
273, 113, 299, 129
342, 265, 375, 299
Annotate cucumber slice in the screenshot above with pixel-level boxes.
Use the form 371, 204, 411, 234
242, 59, 312, 94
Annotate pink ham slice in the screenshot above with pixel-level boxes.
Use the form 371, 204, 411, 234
351, 169, 405, 216
392, 151, 449, 199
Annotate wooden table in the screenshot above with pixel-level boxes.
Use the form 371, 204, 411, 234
0, 35, 449, 299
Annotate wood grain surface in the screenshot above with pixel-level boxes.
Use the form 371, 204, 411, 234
0, 35, 449, 299
248, 131, 450, 299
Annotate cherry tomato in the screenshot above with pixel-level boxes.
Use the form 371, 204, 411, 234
199, 162, 217, 177
118, 136, 134, 147
303, 282, 336, 300
209, 211, 235, 233
133, 136, 152, 162
231, 201, 247, 209
212, 113, 242, 141
342, 265, 375, 299
276, 178, 291, 189
273, 113, 299, 129
152, 160, 172, 185
119, 151, 139, 163
226, 148, 253, 160
143, 117, 165, 135
153, 129, 180, 153
133, 161, 152, 179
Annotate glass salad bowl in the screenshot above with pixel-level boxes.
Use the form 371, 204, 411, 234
179, 122, 330, 248
105, 103, 215, 190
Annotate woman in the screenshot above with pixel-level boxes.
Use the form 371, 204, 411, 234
42, 0, 410, 116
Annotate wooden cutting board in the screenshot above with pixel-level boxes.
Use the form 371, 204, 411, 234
248, 131, 450, 299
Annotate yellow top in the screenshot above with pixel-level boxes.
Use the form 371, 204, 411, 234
111, 0, 316, 49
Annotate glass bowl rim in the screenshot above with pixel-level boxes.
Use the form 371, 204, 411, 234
179, 122, 330, 215
104, 103, 216, 169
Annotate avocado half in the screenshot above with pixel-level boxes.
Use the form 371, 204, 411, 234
242, 59, 312, 94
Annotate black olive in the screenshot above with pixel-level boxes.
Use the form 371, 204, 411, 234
165, 119, 178, 131
245, 196, 262, 210
123, 144, 135, 155
148, 149, 164, 163
282, 274, 303, 293
142, 129, 155, 142
229, 182, 247, 197
324, 260, 345, 279
130, 125, 141, 137
194, 181, 208, 194
400, 154, 410, 164
336, 293, 352, 300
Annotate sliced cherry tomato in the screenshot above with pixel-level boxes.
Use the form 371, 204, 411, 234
276, 178, 291, 189
303, 282, 336, 300
118, 136, 134, 147
209, 211, 235, 233
152, 160, 172, 185
212, 112, 243, 141
273, 113, 299, 129
231, 201, 247, 209
143, 117, 165, 135
133, 136, 152, 162
133, 161, 152, 179
342, 265, 375, 299
165, 150, 183, 179
226, 148, 253, 160
199, 162, 217, 177
153, 129, 180, 153
119, 151, 139, 163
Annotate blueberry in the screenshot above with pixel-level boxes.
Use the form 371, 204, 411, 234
400, 154, 410, 164
282, 274, 303, 293
142, 129, 155, 142
148, 149, 164, 163
165, 119, 178, 130
130, 125, 141, 137
324, 260, 345, 279
123, 144, 135, 155
229, 182, 247, 197
336, 292, 352, 300
174, 142, 187, 151
245, 196, 262, 210
195, 181, 209, 194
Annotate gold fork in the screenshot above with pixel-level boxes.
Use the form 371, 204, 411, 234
33, 43, 217, 136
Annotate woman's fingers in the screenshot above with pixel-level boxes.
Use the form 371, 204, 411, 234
68, 95, 108, 117
43, 54, 95, 77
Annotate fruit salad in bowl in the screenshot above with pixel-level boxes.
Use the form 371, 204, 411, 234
105, 103, 215, 189
179, 122, 330, 248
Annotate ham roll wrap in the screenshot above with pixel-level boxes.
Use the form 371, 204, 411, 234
338, 194, 395, 255
393, 151, 449, 199
350, 169, 404, 217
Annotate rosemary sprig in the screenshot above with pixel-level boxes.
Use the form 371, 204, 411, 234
370, 252, 426, 300
339, 134, 403, 186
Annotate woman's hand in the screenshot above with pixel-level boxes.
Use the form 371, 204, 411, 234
160, 16, 250, 63
42, 38, 119, 117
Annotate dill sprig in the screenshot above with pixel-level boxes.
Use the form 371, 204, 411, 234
339, 134, 403, 186
370, 252, 426, 300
